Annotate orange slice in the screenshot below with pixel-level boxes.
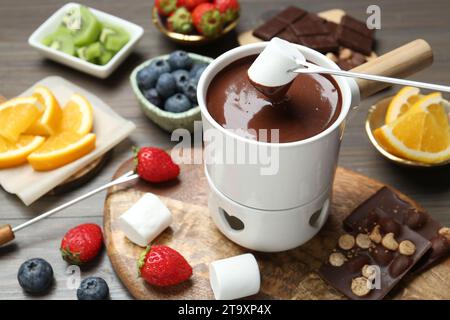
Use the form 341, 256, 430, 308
27, 132, 96, 171
0, 135, 45, 169
385, 86, 421, 124
0, 97, 42, 142
25, 86, 63, 136
60, 94, 94, 135
374, 92, 450, 164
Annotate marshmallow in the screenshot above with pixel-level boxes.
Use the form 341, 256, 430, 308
248, 37, 305, 87
209, 253, 260, 300
117, 193, 172, 247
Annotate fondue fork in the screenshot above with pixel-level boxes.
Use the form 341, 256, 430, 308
0, 170, 139, 246
291, 61, 450, 93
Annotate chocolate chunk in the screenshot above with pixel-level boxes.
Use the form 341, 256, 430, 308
405, 210, 427, 230
372, 246, 395, 266
379, 217, 401, 235
389, 255, 413, 278
430, 235, 450, 259
337, 25, 373, 55
324, 21, 339, 34
291, 14, 328, 36
298, 35, 338, 53
276, 27, 299, 43
346, 255, 371, 273
275, 6, 307, 24
341, 14, 375, 38
350, 51, 367, 65
253, 17, 288, 40
337, 59, 355, 71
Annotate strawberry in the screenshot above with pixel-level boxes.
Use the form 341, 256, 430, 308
176, 0, 186, 7
214, 0, 240, 23
134, 146, 180, 183
138, 245, 192, 286
155, 0, 177, 16
168, 7, 194, 34
60, 223, 103, 265
184, 0, 209, 11
192, 3, 224, 37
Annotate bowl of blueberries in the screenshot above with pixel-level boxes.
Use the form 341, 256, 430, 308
131, 50, 212, 132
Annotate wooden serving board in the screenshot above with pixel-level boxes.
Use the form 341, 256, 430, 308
104, 155, 450, 300
0, 94, 110, 194
238, 9, 378, 61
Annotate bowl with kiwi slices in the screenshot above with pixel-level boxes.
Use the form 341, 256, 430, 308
29, 3, 144, 78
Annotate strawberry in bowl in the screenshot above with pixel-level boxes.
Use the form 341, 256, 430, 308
152, 0, 240, 44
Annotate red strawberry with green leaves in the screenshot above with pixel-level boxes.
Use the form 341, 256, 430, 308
60, 224, 103, 265
214, 0, 240, 23
184, 0, 208, 11
134, 146, 180, 183
155, 0, 177, 16
138, 245, 192, 286
168, 7, 194, 34
192, 3, 224, 37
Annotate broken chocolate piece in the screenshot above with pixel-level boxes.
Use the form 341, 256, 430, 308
291, 14, 328, 36
344, 187, 450, 272
337, 25, 373, 56
276, 27, 299, 43
298, 35, 338, 53
253, 17, 288, 41
320, 205, 431, 300
275, 6, 307, 24
341, 14, 375, 38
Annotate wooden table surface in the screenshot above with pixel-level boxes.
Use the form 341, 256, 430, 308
0, 0, 449, 300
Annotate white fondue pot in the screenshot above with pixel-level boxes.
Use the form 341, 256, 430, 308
197, 40, 432, 252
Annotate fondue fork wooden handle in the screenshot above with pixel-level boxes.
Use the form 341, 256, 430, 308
0, 224, 14, 246
352, 39, 433, 98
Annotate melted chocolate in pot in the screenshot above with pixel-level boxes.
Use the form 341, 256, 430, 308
206, 55, 342, 143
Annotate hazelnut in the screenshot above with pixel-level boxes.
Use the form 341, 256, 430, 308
356, 233, 372, 249
351, 276, 371, 297
329, 252, 347, 267
362, 264, 378, 279
338, 234, 355, 250
438, 227, 450, 241
326, 52, 338, 62
339, 48, 353, 60
399, 240, 416, 256
369, 225, 382, 244
381, 232, 399, 251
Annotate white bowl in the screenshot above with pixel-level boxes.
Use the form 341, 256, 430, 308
28, 2, 144, 78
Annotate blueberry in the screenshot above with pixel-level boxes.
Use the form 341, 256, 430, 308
189, 63, 208, 80
156, 73, 177, 98
136, 67, 158, 90
172, 69, 190, 91
148, 59, 171, 77
143, 88, 162, 108
182, 79, 198, 105
77, 277, 109, 300
17, 258, 53, 294
164, 93, 192, 113
167, 50, 193, 71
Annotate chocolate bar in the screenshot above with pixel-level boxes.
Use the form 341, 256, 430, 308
336, 25, 373, 56
277, 27, 298, 43
344, 187, 450, 272
298, 35, 338, 53
319, 208, 431, 300
341, 14, 375, 38
253, 17, 288, 41
291, 14, 329, 36
275, 6, 307, 24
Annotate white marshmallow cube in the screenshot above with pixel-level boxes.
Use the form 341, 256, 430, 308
117, 193, 172, 247
247, 37, 305, 87
209, 253, 261, 300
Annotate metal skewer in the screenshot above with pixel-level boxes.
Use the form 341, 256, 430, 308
0, 170, 139, 245
291, 62, 450, 93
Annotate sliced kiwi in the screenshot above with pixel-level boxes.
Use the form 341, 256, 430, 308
98, 50, 114, 65
46, 33, 75, 55
63, 6, 102, 47
85, 42, 102, 60
99, 24, 129, 52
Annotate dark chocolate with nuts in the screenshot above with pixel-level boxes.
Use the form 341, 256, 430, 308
251, 7, 375, 70
319, 208, 431, 300
344, 187, 450, 272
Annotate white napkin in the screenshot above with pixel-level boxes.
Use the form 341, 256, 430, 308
0, 76, 136, 205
